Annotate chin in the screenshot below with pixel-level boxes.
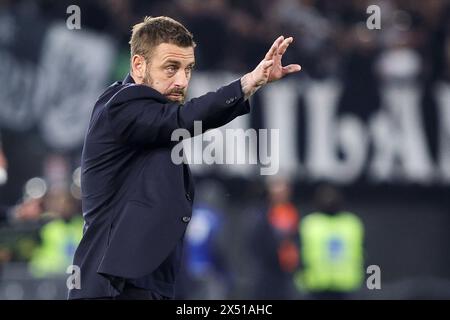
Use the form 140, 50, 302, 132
167, 96, 185, 103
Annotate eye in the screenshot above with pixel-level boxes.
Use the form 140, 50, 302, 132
166, 65, 177, 74
185, 65, 194, 74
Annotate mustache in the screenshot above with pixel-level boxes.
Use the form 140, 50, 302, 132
166, 88, 185, 96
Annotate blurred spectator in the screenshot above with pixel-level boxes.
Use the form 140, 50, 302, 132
176, 180, 230, 299
0, 196, 44, 282
294, 185, 364, 299
29, 191, 82, 278
249, 177, 300, 299
13, 198, 42, 222
0, 198, 43, 225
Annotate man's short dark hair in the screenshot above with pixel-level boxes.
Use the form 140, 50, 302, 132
129, 16, 195, 62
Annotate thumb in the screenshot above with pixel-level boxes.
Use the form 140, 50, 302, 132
282, 64, 302, 74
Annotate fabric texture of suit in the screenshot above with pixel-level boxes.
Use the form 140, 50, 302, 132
68, 74, 250, 299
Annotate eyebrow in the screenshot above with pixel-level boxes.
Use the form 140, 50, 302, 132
164, 60, 181, 66
163, 60, 195, 67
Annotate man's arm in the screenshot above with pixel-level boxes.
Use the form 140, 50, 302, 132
106, 36, 301, 147
106, 79, 250, 147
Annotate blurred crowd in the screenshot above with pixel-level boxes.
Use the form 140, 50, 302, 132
0, 0, 449, 299
1, 141, 367, 299
1, 132, 368, 299
25, 0, 450, 84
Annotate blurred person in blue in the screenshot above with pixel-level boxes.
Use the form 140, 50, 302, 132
294, 185, 365, 300
176, 180, 230, 299
250, 177, 300, 299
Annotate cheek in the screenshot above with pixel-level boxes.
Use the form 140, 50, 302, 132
150, 76, 169, 92
163, 81, 179, 93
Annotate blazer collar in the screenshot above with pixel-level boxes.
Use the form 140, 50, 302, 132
123, 73, 135, 85
122, 73, 171, 103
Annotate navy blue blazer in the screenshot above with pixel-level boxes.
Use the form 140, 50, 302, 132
68, 74, 250, 299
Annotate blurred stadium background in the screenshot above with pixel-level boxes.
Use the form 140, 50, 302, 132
0, 0, 450, 299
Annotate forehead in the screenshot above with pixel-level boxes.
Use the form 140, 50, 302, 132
152, 43, 195, 64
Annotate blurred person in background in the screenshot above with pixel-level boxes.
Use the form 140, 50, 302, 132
29, 190, 83, 278
0, 198, 43, 225
0, 196, 44, 280
294, 185, 364, 300
176, 180, 230, 299
0, 141, 42, 224
249, 177, 300, 299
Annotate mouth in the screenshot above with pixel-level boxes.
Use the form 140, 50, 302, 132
167, 93, 184, 100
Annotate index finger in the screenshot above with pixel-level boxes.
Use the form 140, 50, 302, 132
278, 37, 294, 56
264, 36, 284, 60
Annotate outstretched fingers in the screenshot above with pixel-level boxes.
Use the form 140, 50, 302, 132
265, 36, 284, 61
278, 37, 294, 56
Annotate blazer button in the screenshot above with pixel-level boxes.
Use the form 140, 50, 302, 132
182, 216, 191, 223
185, 193, 192, 201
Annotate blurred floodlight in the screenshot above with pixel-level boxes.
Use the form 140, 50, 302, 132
72, 166, 81, 187
0, 167, 7, 185
70, 183, 82, 200
24, 177, 47, 199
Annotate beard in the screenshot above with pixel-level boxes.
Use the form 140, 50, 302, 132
143, 71, 186, 103
164, 87, 186, 103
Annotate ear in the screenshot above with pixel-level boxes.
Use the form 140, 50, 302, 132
131, 55, 147, 82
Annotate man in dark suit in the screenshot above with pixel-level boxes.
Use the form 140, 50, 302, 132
68, 16, 300, 300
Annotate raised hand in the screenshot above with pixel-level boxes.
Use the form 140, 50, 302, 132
241, 36, 301, 99
267, 36, 301, 83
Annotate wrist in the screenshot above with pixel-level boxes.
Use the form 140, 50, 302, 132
240, 72, 261, 100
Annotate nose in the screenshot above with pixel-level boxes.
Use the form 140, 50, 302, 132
173, 70, 188, 89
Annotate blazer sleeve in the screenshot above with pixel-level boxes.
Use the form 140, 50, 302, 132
105, 79, 250, 147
